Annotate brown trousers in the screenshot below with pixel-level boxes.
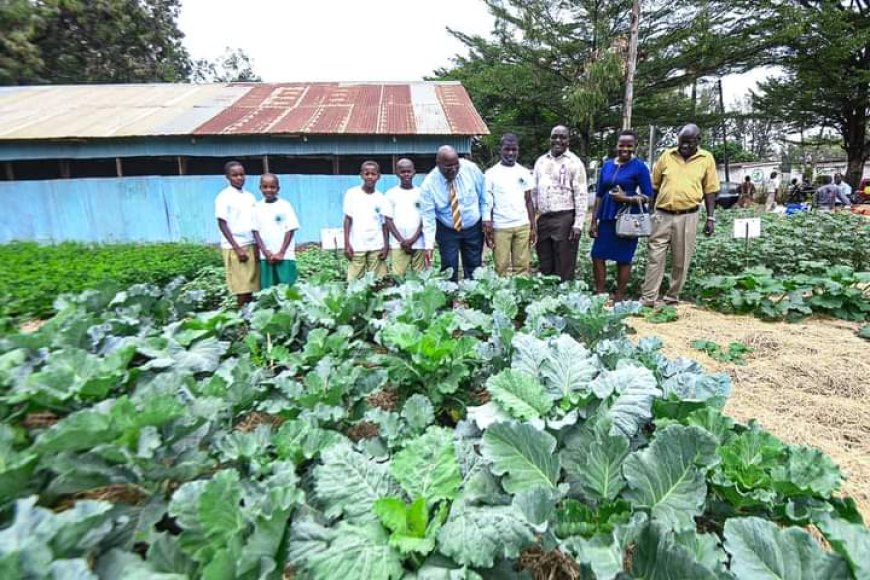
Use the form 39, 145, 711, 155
536, 210, 579, 282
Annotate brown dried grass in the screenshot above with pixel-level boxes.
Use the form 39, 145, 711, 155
629, 304, 870, 521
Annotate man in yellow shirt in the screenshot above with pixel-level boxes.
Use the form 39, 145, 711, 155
641, 124, 719, 306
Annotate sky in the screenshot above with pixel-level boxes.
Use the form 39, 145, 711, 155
178, 0, 495, 83
178, 0, 772, 107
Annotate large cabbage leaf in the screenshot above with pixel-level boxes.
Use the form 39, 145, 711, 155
481, 421, 560, 493
313, 444, 401, 522
436, 502, 534, 568
391, 427, 461, 506
724, 517, 850, 580
485, 369, 552, 420
623, 425, 718, 531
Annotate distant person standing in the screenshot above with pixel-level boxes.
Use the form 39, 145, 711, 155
484, 134, 536, 276
343, 161, 389, 282
215, 160, 259, 308
383, 158, 428, 276
766, 171, 780, 211
834, 173, 852, 203
738, 175, 756, 208
252, 173, 300, 289
419, 146, 489, 282
814, 175, 851, 210
641, 124, 719, 306
533, 125, 588, 282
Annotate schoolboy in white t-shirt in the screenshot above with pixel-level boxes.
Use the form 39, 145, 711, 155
215, 160, 259, 307
484, 134, 537, 276
252, 173, 300, 289
343, 161, 389, 282
383, 158, 428, 276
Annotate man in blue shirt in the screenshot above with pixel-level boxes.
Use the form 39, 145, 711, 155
419, 146, 490, 281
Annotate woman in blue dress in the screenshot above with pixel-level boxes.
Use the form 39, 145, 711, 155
589, 130, 653, 302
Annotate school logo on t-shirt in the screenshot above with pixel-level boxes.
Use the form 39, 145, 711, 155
274, 214, 284, 224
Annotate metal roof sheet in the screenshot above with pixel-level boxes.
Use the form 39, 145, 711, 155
0, 82, 488, 141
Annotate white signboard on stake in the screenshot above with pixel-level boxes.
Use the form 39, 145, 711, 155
732, 218, 762, 239
320, 228, 345, 249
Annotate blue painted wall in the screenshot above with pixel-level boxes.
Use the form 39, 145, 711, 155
0, 174, 425, 245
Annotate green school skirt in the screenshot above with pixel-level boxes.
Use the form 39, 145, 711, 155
259, 259, 298, 289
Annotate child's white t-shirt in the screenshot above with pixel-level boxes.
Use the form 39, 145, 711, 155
343, 186, 387, 252
383, 186, 425, 250
254, 198, 300, 260
485, 163, 534, 229
214, 186, 258, 249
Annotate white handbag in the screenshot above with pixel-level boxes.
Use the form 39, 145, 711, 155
615, 198, 651, 238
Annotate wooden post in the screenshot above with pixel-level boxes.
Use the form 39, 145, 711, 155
4, 161, 14, 181
115, 158, 123, 177
622, 0, 641, 130
391, 154, 398, 174
59, 160, 71, 178
177, 156, 187, 175
332, 156, 340, 175
262, 155, 270, 173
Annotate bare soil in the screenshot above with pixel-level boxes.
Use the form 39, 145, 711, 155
629, 305, 870, 520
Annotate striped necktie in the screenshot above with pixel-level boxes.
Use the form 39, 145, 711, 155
449, 181, 462, 231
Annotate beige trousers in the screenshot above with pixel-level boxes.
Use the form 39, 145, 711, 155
347, 251, 388, 282
493, 224, 531, 276
641, 211, 699, 302
390, 248, 425, 276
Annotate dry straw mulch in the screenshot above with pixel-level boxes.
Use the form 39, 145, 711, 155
629, 304, 870, 521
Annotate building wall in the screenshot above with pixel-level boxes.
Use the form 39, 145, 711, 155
0, 173, 424, 245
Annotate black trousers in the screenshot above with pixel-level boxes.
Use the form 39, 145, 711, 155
436, 219, 484, 282
536, 210, 579, 282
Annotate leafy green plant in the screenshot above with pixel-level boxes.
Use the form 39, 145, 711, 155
643, 305, 679, 323
691, 340, 754, 365
0, 270, 866, 579
0, 241, 222, 320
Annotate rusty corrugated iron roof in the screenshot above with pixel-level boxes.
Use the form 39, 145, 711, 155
0, 81, 488, 140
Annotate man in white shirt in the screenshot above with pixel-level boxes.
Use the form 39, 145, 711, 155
834, 173, 853, 203
383, 158, 427, 276
484, 134, 536, 276
343, 161, 389, 282
766, 171, 781, 211
215, 160, 259, 307
252, 174, 300, 289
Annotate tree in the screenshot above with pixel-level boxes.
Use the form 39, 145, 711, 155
435, 1, 773, 164
748, 1, 870, 187
0, 0, 43, 85
191, 48, 261, 83
0, 0, 259, 86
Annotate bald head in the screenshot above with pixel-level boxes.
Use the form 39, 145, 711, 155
677, 123, 701, 159
436, 146, 461, 181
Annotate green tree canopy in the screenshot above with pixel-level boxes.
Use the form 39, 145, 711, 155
435, 0, 772, 165
747, 0, 870, 187
0, 0, 259, 85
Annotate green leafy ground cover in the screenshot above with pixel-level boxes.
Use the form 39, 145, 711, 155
1, 272, 867, 579
0, 242, 222, 320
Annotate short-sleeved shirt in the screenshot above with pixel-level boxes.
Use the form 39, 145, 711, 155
533, 150, 588, 229
254, 198, 300, 260
383, 186, 425, 250
214, 186, 257, 249
485, 162, 533, 229
651, 148, 719, 211
343, 186, 387, 252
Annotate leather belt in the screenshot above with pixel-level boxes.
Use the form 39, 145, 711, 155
655, 205, 700, 215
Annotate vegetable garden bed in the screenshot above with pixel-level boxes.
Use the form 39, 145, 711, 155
1, 272, 867, 579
